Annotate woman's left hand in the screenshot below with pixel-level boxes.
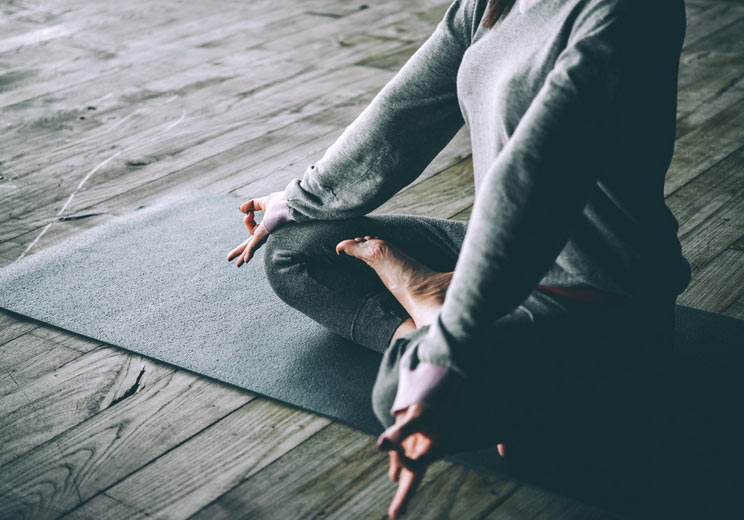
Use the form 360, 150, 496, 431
376, 403, 444, 519
227, 191, 284, 267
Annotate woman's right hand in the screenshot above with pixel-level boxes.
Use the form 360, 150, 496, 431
227, 191, 286, 267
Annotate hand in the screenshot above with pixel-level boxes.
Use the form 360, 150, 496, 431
227, 191, 284, 267
377, 403, 507, 519
376, 403, 444, 519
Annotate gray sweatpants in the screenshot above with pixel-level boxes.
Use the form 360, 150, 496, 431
263, 214, 678, 513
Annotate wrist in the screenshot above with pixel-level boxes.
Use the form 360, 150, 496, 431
391, 361, 463, 415
261, 196, 292, 233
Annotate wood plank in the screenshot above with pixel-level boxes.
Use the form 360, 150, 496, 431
679, 191, 744, 272
0, 347, 166, 467
0, 107, 469, 264
0, 309, 38, 346
25, 326, 106, 354
0, 4, 270, 108
722, 293, 744, 320
677, 248, 744, 312
64, 400, 331, 519
667, 146, 744, 271
449, 204, 474, 221
0, 332, 92, 394
0, 65, 385, 231
0, 368, 253, 519
682, 1, 744, 51
664, 98, 744, 196
484, 485, 618, 520
374, 156, 474, 218
676, 15, 744, 138
0, 2, 429, 167
667, 145, 744, 238
0, 40, 298, 161
191, 421, 518, 519
0, 3, 453, 225
324, 458, 519, 519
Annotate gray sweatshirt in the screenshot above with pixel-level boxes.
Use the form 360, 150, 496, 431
265, 0, 691, 410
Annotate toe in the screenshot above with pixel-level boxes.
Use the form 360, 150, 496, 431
336, 239, 359, 255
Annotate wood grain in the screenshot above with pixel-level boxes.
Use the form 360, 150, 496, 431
0, 309, 38, 346
0, 369, 253, 519
190, 421, 518, 520
484, 485, 619, 520
0, 347, 159, 467
65, 400, 331, 519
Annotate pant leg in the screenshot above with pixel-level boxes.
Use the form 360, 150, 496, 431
263, 214, 467, 353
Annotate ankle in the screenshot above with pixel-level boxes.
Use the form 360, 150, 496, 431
391, 317, 416, 343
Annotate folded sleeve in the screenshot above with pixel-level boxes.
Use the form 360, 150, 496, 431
390, 3, 635, 413
281, 0, 476, 223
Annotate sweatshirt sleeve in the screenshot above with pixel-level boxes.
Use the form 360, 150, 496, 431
390, 3, 634, 413
276, 0, 476, 226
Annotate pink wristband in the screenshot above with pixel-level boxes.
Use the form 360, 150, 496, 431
261, 197, 292, 233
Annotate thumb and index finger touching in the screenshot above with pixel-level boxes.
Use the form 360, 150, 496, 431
378, 410, 425, 453
227, 196, 270, 266
377, 405, 441, 465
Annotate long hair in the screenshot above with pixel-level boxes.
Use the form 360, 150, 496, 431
483, 0, 517, 28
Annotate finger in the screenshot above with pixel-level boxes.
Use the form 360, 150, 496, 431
243, 213, 258, 234
237, 236, 257, 267
227, 239, 249, 262
364, 235, 373, 240
388, 466, 424, 520
377, 412, 424, 452
389, 451, 402, 482
239, 197, 266, 214
405, 434, 434, 461
498, 443, 506, 457
237, 224, 268, 266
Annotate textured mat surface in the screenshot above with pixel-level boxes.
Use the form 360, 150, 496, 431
0, 190, 384, 433
2, 190, 743, 517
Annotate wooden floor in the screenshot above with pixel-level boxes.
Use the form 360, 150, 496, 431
1, 0, 743, 518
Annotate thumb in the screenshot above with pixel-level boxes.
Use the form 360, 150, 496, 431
239, 196, 268, 214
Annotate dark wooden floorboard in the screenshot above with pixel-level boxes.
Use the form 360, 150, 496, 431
1, 0, 741, 518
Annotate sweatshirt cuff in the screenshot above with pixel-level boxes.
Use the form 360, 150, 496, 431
391, 361, 463, 415
261, 197, 292, 233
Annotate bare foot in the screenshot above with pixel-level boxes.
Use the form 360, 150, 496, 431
336, 236, 453, 328
391, 317, 417, 343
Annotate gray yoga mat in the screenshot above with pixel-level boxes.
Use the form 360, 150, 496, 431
2, 189, 743, 517
0, 190, 384, 433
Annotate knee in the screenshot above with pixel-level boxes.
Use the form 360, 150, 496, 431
263, 220, 340, 302
263, 225, 306, 300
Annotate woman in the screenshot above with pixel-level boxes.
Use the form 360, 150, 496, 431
228, 0, 690, 517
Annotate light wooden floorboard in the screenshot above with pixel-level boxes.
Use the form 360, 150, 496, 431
1, 0, 741, 518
